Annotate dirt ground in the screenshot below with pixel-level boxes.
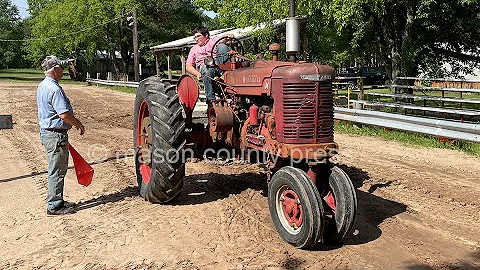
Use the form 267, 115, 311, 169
0, 81, 479, 270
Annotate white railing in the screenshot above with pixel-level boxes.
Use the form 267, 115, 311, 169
86, 78, 140, 88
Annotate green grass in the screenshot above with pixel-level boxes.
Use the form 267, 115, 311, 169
0, 68, 137, 92
0, 68, 85, 85
95, 85, 136, 94
0, 68, 46, 81
335, 121, 480, 156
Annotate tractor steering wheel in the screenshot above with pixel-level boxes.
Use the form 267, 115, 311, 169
209, 36, 245, 65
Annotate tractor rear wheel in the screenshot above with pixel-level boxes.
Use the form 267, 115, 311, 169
268, 166, 324, 249
133, 77, 186, 203
320, 166, 357, 244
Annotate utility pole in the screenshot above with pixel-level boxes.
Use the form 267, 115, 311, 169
131, 9, 140, 82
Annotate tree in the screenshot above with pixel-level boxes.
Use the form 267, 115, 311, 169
28, 0, 138, 75
138, 0, 206, 67
342, 0, 480, 80
194, 0, 480, 80
0, 0, 27, 69
26, 0, 51, 17
28, 0, 207, 77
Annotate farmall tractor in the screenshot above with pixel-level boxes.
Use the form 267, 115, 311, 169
133, 10, 357, 250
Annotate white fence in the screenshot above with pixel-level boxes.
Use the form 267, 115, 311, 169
86, 78, 139, 88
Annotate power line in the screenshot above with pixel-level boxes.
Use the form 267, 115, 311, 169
0, 12, 127, 42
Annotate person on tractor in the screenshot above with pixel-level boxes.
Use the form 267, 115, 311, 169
186, 27, 234, 103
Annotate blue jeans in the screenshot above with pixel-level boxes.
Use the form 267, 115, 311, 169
201, 43, 229, 100
40, 129, 69, 211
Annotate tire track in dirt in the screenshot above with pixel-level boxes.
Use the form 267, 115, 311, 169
0, 83, 156, 268
2, 129, 49, 195
337, 135, 480, 268
341, 150, 480, 248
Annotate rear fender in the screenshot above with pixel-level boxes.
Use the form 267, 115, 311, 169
177, 74, 200, 122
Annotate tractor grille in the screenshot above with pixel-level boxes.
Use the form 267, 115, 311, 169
282, 82, 334, 143
317, 83, 335, 141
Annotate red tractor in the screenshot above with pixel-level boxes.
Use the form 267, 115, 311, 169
133, 17, 357, 249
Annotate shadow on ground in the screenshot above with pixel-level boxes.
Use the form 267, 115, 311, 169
6, 155, 407, 252
0, 153, 133, 183
172, 164, 406, 250
337, 164, 407, 247
75, 186, 139, 211
173, 171, 269, 205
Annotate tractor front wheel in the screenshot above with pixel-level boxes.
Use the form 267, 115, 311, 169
133, 77, 186, 203
268, 166, 324, 249
320, 166, 357, 244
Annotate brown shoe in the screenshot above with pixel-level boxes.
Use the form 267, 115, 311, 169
47, 206, 76, 215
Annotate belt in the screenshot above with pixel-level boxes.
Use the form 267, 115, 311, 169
44, 128, 68, 133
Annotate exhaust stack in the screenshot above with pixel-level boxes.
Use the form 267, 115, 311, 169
286, 0, 299, 62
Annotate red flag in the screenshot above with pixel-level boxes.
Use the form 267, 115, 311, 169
68, 144, 94, 187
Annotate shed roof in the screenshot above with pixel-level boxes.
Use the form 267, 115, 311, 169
151, 19, 287, 53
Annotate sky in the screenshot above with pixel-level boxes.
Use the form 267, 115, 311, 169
12, 0, 29, 18
11, 0, 217, 19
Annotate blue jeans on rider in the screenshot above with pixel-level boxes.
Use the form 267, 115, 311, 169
201, 44, 229, 101
40, 129, 69, 211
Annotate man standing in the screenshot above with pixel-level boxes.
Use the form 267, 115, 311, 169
186, 27, 232, 103
37, 55, 85, 215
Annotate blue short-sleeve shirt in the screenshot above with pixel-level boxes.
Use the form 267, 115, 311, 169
37, 76, 73, 129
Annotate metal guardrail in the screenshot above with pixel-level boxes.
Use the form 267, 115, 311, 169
86, 78, 140, 87
334, 107, 480, 142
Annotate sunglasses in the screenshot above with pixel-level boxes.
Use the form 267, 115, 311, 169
194, 34, 204, 40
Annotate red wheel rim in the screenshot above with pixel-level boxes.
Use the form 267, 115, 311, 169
280, 189, 303, 228
137, 99, 151, 184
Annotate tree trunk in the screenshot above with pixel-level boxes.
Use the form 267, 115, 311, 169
111, 49, 120, 78
391, 47, 402, 94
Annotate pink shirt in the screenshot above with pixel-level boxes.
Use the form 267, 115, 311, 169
187, 36, 221, 69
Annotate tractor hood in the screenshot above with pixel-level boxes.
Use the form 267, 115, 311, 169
223, 60, 334, 96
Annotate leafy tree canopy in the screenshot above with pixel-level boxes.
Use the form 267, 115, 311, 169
0, 0, 28, 68
195, 0, 480, 79
28, 0, 208, 75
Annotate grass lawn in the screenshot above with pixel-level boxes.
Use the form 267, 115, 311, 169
100, 85, 136, 94
0, 69, 136, 91
0, 68, 88, 85
0, 68, 46, 81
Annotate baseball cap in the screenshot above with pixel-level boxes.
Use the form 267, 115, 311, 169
41, 55, 68, 71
